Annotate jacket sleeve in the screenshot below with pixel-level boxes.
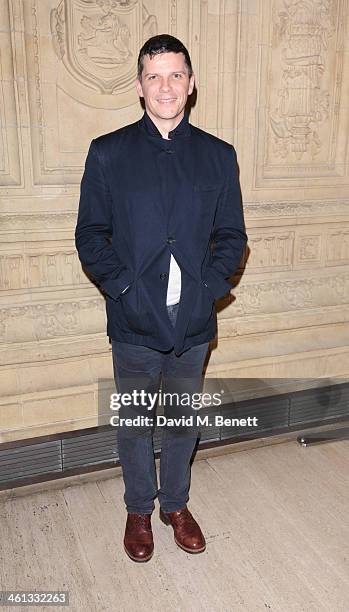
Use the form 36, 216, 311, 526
75, 139, 133, 301
202, 145, 248, 300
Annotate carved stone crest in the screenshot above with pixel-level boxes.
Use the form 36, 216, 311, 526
50, 0, 157, 94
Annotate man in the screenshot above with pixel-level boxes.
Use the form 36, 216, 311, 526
75, 34, 247, 562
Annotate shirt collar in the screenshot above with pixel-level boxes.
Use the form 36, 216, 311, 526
139, 110, 191, 139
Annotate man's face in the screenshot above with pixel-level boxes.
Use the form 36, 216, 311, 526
136, 52, 195, 124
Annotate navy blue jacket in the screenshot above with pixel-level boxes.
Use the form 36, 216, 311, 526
75, 111, 248, 355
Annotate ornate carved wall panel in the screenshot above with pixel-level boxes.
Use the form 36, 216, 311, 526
0, 0, 348, 441
253, 0, 349, 199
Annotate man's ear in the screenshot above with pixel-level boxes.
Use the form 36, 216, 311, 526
188, 73, 195, 96
135, 78, 144, 98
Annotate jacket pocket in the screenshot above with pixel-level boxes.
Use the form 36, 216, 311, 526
192, 185, 220, 221
186, 281, 215, 337
118, 282, 152, 335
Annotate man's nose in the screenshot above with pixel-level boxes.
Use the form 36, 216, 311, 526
159, 78, 171, 91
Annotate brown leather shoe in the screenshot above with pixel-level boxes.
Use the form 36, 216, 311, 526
159, 506, 206, 553
124, 513, 154, 562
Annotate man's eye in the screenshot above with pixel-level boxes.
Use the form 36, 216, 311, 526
148, 75, 157, 80
173, 73, 182, 78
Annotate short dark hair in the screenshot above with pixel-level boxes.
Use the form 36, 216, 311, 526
137, 34, 193, 80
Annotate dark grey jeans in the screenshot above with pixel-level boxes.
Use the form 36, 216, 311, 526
111, 302, 209, 514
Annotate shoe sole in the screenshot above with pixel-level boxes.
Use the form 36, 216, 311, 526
174, 538, 206, 554
123, 543, 154, 563
159, 512, 206, 554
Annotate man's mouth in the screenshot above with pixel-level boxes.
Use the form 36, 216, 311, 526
157, 98, 176, 103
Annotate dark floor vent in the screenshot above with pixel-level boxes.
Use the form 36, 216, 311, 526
62, 430, 119, 470
0, 441, 62, 485
290, 383, 349, 424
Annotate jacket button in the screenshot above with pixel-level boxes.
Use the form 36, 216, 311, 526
166, 237, 176, 244
160, 273, 168, 280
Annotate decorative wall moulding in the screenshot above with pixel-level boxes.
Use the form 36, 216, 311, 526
0, 213, 77, 231
0, 0, 22, 187
297, 235, 322, 265
0, 271, 348, 346
326, 229, 349, 266
209, 346, 349, 379
0, 228, 325, 292
0, 250, 89, 291
1, 335, 110, 369
246, 230, 294, 272
0, 296, 106, 345
246, 224, 349, 271
234, 272, 349, 315
0, 226, 348, 291
0, 200, 348, 230
218, 304, 349, 340
2, 336, 349, 412
244, 199, 349, 219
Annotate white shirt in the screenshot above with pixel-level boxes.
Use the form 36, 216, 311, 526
166, 254, 181, 305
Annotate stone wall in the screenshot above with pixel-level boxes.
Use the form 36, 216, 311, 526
1, 0, 348, 441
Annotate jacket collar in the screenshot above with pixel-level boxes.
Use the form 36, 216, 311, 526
139, 110, 191, 139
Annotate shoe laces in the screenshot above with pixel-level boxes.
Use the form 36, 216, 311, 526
130, 513, 151, 528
